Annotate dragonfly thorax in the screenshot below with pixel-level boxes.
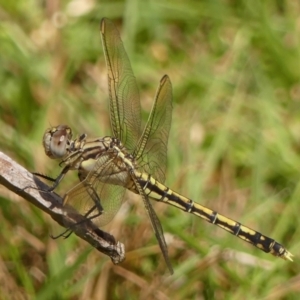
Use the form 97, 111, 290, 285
75, 136, 136, 187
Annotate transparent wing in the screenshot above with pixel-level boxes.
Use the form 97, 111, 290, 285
63, 154, 126, 227
131, 174, 173, 274
133, 75, 172, 183
100, 18, 141, 151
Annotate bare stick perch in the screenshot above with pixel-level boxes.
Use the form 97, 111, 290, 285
0, 151, 125, 264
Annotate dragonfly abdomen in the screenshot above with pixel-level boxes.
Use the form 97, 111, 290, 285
136, 170, 292, 260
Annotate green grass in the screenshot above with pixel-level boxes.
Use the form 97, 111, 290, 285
0, 0, 300, 299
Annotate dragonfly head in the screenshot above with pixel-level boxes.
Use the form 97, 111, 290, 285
43, 125, 73, 159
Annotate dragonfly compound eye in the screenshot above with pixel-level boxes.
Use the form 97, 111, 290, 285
43, 125, 72, 159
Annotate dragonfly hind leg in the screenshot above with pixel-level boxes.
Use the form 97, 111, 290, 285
80, 182, 104, 223
50, 202, 102, 240
59, 182, 104, 232
51, 180, 105, 239
50, 204, 103, 240
50, 228, 73, 239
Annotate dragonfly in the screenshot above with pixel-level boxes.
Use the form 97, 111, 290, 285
41, 18, 293, 274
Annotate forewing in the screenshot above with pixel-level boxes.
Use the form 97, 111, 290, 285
100, 18, 141, 151
133, 75, 172, 183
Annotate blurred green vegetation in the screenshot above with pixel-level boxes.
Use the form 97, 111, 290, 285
0, 0, 300, 299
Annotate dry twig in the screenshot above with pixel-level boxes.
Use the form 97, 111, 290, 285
0, 151, 125, 264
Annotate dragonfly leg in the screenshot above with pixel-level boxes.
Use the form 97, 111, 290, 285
47, 166, 70, 191
81, 183, 104, 222
32, 166, 71, 192
50, 228, 73, 239
61, 181, 104, 225
32, 172, 56, 182
50, 202, 102, 240
50, 204, 101, 240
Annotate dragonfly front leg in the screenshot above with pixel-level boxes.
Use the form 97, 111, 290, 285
47, 166, 71, 191
33, 165, 71, 192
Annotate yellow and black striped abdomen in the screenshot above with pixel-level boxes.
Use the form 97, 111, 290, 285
135, 170, 293, 261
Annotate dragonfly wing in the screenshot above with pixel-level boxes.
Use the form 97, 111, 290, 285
131, 172, 173, 274
63, 154, 126, 227
100, 18, 141, 151
133, 75, 172, 183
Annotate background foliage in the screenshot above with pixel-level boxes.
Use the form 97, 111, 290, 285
0, 0, 299, 299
